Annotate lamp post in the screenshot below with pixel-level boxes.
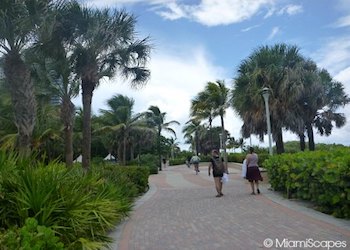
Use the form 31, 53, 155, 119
262, 87, 273, 155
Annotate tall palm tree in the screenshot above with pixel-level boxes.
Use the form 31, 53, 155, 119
31, 1, 81, 166
0, 0, 58, 155
30, 55, 79, 166
182, 119, 202, 155
232, 44, 304, 154
202, 80, 230, 168
167, 137, 180, 160
70, 6, 151, 170
190, 90, 218, 149
145, 106, 179, 171
290, 61, 350, 150
98, 94, 152, 165
0, 75, 17, 150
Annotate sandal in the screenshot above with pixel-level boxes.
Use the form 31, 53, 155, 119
251, 192, 256, 195
257, 189, 261, 194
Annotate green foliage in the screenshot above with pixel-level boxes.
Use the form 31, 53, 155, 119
264, 148, 350, 218
169, 158, 187, 166
129, 153, 158, 174
0, 217, 64, 250
0, 152, 150, 249
227, 153, 245, 163
97, 164, 150, 198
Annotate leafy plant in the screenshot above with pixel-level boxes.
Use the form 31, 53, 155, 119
264, 148, 350, 218
0, 217, 64, 250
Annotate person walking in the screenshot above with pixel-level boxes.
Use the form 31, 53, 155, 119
185, 155, 191, 168
208, 149, 225, 197
245, 147, 263, 195
190, 154, 201, 174
162, 157, 167, 169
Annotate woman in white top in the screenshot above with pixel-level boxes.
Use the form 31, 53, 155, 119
245, 147, 263, 195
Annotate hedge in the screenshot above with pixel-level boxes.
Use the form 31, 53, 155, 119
264, 149, 350, 218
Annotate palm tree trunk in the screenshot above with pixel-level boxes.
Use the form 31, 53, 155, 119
275, 129, 285, 154
4, 51, 36, 156
209, 116, 213, 149
81, 78, 95, 171
220, 115, 228, 172
123, 136, 127, 165
158, 129, 162, 171
61, 97, 75, 167
195, 130, 199, 155
130, 143, 134, 161
306, 123, 315, 151
299, 133, 305, 151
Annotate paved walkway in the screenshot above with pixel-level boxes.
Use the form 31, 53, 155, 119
108, 163, 350, 250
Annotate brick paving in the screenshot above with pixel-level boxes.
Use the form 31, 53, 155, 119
109, 164, 350, 250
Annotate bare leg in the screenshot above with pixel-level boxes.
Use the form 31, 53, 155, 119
218, 180, 223, 196
214, 177, 222, 196
256, 181, 260, 194
250, 181, 255, 194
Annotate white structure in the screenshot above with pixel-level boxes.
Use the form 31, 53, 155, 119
104, 154, 116, 161
74, 155, 82, 163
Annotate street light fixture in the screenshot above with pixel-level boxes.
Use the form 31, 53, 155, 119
261, 87, 273, 155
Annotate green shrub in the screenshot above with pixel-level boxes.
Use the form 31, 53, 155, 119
264, 148, 350, 218
227, 153, 245, 163
97, 164, 150, 197
0, 152, 134, 249
169, 158, 187, 166
129, 154, 158, 174
0, 217, 64, 250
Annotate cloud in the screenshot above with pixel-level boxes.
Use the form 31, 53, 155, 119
241, 24, 261, 32
313, 36, 350, 75
277, 4, 303, 15
267, 26, 280, 40
82, 0, 303, 27
334, 15, 350, 28
156, 2, 187, 20
156, 0, 275, 26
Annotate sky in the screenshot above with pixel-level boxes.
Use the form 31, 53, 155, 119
76, 0, 350, 151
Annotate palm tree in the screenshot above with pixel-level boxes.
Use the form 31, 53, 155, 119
0, 0, 57, 155
202, 80, 230, 168
167, 137, 180, 160
0, 75, 17, 150
69, 6, 151, 170
30, 1, 81, 166
232, 44, 304, 154
98, 94, 152, 165
290, 61, 350, 150
145, 106, 179, 171
190, 91, 218, 149
182, 119, 202, 155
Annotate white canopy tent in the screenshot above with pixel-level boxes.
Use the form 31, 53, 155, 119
104, 154, 116, 161
73, 155, 82, 163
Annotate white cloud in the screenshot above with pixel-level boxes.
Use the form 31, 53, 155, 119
334, 15, 350, 28
277, 4, 303, 16
267, 26, 279, 40
82, 0, 303, 27
241, 24, 261, 32
156, 2, 187, 20
154, 0, 275, 26
314, 36, 350, 75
